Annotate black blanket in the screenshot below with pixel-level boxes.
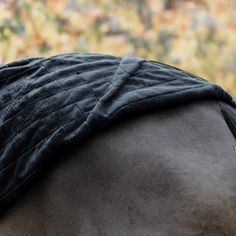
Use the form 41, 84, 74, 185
0, 53, 236, 216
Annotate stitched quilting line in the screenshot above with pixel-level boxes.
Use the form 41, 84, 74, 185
0, 64, 39, 83
0, 78, 103, 153
146, 60, 207, 83
0, 64, 98, 116
2, 60, 116, 119
76, 74, 99, 103
74, 60, 116, 89
0, 58, 50, 83
0, 65, 49, 112
104, 84, 211, 121
59, 58, 111, 126
137, 64, 188, 78
100, 73, 204, 106
0, 58, 65, 110
0, 53, 117, 82
0, 75, 94, 163
0, 65, 110, 127
0, 106, 89, 172
11, 62, 75, 157
121, 76, 206, 96
0, 70, 35, 149
0, 56, 44, 69
0, 58, 117, 112
0, 124, 90, 203
63, 58, 101, 105
2, 59, 125, 123
71, 59, 122, 118
129, 74, 178, 86
0, 72, 94, 159
0, 73, 31, 156
0, 54, 115, 133
0, 63, 94, 146
0, 63, 101, 167
144, 61, 201, 83
0, 80, 95, 142
135, 66, 192, 81
0, 84, 212, 202
44, 62, 87, 123
0, 53, 108, 82
0, 79, 52, 163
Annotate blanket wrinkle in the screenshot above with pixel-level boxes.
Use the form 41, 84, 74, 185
102, 56, 144, 102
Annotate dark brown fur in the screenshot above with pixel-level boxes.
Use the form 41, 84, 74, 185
0, 100, 236, 235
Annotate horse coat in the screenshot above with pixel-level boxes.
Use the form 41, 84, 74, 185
0, 53, 236, 216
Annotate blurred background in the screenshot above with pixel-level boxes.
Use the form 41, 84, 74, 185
0, 0, 236, 96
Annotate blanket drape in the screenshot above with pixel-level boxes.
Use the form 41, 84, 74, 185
0, 53, 236, 216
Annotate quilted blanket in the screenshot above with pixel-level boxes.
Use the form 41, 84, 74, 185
0, 53, 236, 216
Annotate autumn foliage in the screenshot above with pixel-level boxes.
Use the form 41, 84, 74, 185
0, 0, 236, 96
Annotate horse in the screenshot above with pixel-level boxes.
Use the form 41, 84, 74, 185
0, 99, 236, 235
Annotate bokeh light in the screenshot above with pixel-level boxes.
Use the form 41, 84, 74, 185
0, 0, 236, 96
